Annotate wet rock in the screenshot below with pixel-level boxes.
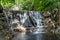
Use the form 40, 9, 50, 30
55, 27, 60, 39
56, 16, 60, 25
43, 11, 51, 18
14, 29, 22, 32
26, 27, 31, 32
13, 23, 26, 32
10, 19, 26, 32
0, 5, 3, 13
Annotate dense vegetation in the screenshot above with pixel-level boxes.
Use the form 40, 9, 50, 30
0, 0, 15, 8
16, 0, 59, 11
0, 0, 60, 11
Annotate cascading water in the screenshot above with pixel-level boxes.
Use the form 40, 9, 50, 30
9, 11, 26, 32
2, 11, 58, 40
8, 11, 44, 33
29, 11, 44, 34
19, 11, 44, 33
20, 11, 28, 25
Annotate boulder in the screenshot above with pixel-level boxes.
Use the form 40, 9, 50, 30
15, 23, 26, 32
43, 11, 51, 18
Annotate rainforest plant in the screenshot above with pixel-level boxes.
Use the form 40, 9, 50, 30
16, 0, 59, 11
0, 0, 15, 9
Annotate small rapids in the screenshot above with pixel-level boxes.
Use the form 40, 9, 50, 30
9, 11, 44, 34
0, 11, 60, 40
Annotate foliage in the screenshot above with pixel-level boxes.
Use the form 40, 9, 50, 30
17, 0, 58, 11
58, 0, 60, 7
0, 0, 59, 11
0, 0, 15, 8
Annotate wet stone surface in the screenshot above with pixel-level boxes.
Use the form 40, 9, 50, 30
11, 32, 58, 40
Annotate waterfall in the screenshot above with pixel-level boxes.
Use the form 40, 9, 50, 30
29, 11, 44, 34
19, 11, 44, 33
20, 11, 28, 25
8, 11, 44, 33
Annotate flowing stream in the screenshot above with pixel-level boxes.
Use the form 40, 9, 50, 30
0, 11, 60, 40
29, 11, 44, 33
17, 11, 44, 33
